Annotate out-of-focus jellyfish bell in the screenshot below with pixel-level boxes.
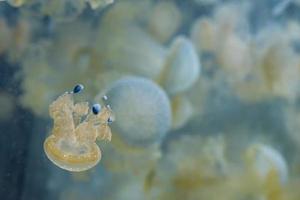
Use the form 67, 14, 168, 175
148, 1, 182, 43
245, 144, 288, 185
159, 36, 200, 96
103, 77, 171, 147
171, 96, 193, 130
44, 85, 114, 172
87, 0, 114, 9
7, 0, 25, 7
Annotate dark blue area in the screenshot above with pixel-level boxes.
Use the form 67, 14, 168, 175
0, 55, 46, 200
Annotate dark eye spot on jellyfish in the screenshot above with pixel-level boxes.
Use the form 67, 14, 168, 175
73, 84, 84, 94
92, 103, 101, 115
107, 117, 113, 124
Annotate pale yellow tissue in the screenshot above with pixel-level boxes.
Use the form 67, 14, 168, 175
7, 0, 25, 7
170, 95, 193, 130
217, 34, 253, 82
148, 1, 182, 43
44, 92, 114, 172
191, 17, 217, 53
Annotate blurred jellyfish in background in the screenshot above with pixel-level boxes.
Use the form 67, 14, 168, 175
2, 0, 300, 200
103, 77, 171, 147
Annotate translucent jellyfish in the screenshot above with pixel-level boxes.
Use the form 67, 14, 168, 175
3, 0, 112, 22
245, 144, 288, 185
148, 1, 182, 43
87, 0, 113, 9
217, 33, 252, 82
44, 85, 114, 172
159, 36, 200, 95
0, 18, 30, 61
233, 29, 300, 102
102, 77, 171, 146
191, 17, 217, 54
149, 135, 228, 199
258, 35, 300, 100
171, 95, 193, 130
95, 23, 167, 79
95, 1, 167, 79
8, 19, 31, 62
6, 0, 25, 7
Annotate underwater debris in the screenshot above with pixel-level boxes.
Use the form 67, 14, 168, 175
103, 77, 171, 147
44, 85, 114, 172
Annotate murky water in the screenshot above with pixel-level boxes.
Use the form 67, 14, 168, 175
1, 0, 300, 200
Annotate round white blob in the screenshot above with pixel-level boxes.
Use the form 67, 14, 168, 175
105, 77, 171, 146
160, 36, 200, 95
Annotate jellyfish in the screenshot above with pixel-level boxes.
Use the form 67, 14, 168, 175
87, 0, 114, 9
158, 36, 200, 96
6, 0, 25, 7
148, 1, 182, 43
44, 84, 114, 172
148, 135, 228, 200
191, 17, 217, 54
95, 23, 167, 79
245, 144, 288, 185
102, 77, 171, 147
170, 95, 193, 130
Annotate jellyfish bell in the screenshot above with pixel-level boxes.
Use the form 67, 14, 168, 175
148, 1, 182, 43
158, 36, 201, 96
44, 135, 101, 172
171, 95, 193, 130
44, 85, 114, 172
87, 0, 114, 9
103, 77, 171, 147
245, 144, 288, 185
